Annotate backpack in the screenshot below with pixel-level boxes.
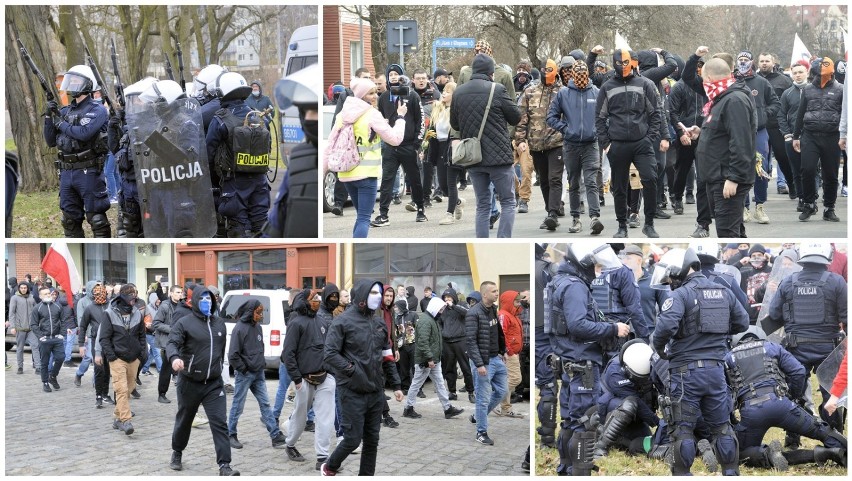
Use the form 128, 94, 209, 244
324, 120, 360, 173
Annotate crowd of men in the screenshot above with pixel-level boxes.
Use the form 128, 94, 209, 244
6, 271, 529, 475
326, 38, 848, 238
536, 241, 847, 475
36, 56, 318, 239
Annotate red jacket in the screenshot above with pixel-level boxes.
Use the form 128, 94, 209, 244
830, 347, 848, 398
498, 290, 523, 356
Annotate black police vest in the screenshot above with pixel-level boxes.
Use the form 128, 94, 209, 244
545, 273, 604, 337
726, 339, 787, 400
282, 143, 318, 238
116, 132, 135, 182
590, 272, 627, 316
675, 285, 730, 339
57, 105, 107, 156
783, 271, 835, 331
214, 108, 271, 177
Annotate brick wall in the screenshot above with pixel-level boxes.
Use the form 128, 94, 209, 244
13, 244, 45, 282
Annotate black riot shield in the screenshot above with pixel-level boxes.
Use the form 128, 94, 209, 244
816, 339, 847, 402
127, 97, 216, 237
756, 262, 802, 338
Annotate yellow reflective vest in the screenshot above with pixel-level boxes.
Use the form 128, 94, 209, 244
337, 112, 382, 180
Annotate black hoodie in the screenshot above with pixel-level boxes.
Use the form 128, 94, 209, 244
377, 63, 425, 147
167, 289, 227, 383
228, 299, 266, 374
101, 296, 147, 363
324, 279, 401, 394
282, 289, 330, 384
438, 288, 469, 342
317, 283, 339, 326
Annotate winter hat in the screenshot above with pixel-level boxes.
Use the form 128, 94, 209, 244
474, 39, 493, 57
472, 54, 495, 76
569, 49, 586, 62
394, 299, 408, 312
748, 244, 766, 257
350, 77, 375, 99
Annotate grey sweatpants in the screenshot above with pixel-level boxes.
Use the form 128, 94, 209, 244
15, 330, 41, 369
405, 361, 450, 410
285, 374, 336, 458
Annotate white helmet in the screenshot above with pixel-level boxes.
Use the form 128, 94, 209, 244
124, 77, 158, 98
139, 80, 185, 103
193, 64, 228, 96
566, 242, 622, 284
798, 242, 832, 265
215, 72, 252, 101
650, 248, 700, 290
689, 240, 721, 262
619, 339, 653, 380
274, 63, 321, 111
60, 65, 98, 97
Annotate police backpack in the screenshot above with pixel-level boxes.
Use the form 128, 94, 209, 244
214, 108, 271, 177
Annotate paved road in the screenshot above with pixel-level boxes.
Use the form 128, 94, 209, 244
323, 177, 847, 239
4, 354, 529, 476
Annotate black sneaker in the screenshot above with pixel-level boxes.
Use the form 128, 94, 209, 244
136, 376, 142, 386
219, 464, 240, 476
331, 203, 343, 216
799, 203, 818, 221
104, 395, 115, 405
673, 200, 684, 215
131, 388, 141, 399
444, 406, 464, 419
383, 416, 399, 428
433, 193, 443, 203
424, 199, 433, 208
49, 377, 61, 390
613, 225, 628, 238
468, 393, 476, 403
476, 431, 494, 445
489, 212, 500, 229
370, 215, 390, 227
170, 451, 183, 471
285, 445, 305, 462
448, 392, 458, 401
271, 433, 287, 448
642, 224, 660, 238
17, 367, 23, 374
75, 374, 82, 387
654, 209, 671, 219
405, 201, 417, 212
320, 463, 337, 476
34, 367, 41, 375
416, 208, 428, 222
823, 208, 839, 222
417, 389, 426, 398
686, 193, 696, 204
403, 406, 422, 418
543, 215, 558, 231
469, 414, 477, 424
458, 183, 467, 191
628, 213, 640, 228
304, 420, 315, 432
43, 382, 52, 393
557, 202, 566, 217
590, 217, 604, 235
158, 394, 171, 404
122, 421, 134, 435
796, 199, 804, 212
689, 225, 710, 238
229, 434, 243, 449
96, 396, 104, 408
392, 195, 402, 205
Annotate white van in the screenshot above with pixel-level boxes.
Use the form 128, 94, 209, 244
220, 289, 290, 370
280, 25, 318, 146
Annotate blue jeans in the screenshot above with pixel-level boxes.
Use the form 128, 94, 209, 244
143, 334, 162, 372
342, 177, 378, 238
64, 328, 77, 361
105, 152, 119, 199
273, 361, 292, 420
469, 165, 516, 238
75, 338, 93, 377
747, 128, 770, 206
469, 356, 508, 434
228, 369, 281, 439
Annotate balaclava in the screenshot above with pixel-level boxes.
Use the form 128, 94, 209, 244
735, 51, 754, 78
811, 57, 835, 88
544, 59, 558, 86
117, 284, 138, 314
308, 289, 321, 313
613, 49, 637, 79
573, 62, 590, 89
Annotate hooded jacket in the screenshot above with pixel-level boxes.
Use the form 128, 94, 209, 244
228, 299, 267, 374
395, 300, 418, 345
332, 95, 406, 180
498, 290, 523, 356
758, 69, 793, 129
76, 280, 99, 323
153, 297, 181, 350
414, 308, 442, 365
324, 279, 401, 394
377, 64, 425, 147
595, 67, 662, 147
317, 283, 340, 327
465, 293, 506, 368
379, 286, 399, 354
245, 82, 275, 119
167, 289, 227, 383
405, 286, 418, 313
547, 79, 599, 144
695, 79, 757, 185
668, 79, 707, 133
450, 54, 522, 167
9, 282, 36, 331
283, 289, 331, 384
100, 297, 147, 363
437, 288, 468, 342
78, 286, 109, 346
466, 291, 482, 305
514, 77, 564, 151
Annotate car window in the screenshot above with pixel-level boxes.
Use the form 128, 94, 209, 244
220, 295, 271, 326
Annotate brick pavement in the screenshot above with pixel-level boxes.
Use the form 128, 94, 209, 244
4, 359, 530, 476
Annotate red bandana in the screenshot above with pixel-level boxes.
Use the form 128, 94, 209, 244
702, 77, 736, 116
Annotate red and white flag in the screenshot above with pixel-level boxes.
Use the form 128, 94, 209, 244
41, 242, 82, 309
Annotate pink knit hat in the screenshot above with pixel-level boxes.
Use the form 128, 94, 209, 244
350, 77, 376, 99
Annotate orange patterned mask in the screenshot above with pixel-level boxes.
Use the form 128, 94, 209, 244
544, 59, 558, 85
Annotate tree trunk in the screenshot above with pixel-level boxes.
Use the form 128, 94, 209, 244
5, 5, 61, 192
157, 5, 177, 81
57, 6, 85, 68
191, 6, 207, 67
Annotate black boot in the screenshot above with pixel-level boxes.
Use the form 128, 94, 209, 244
813, 446, 847, 467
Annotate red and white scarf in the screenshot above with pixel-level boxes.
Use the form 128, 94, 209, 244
702, 77, 736, 116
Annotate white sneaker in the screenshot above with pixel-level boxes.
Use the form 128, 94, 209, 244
439, 212, 455, 225
454, 198, 465, 221
743, 207, 751, 223
754, 205, 770, 224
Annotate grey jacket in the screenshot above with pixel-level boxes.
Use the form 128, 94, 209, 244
8, 290, 36, 331
152, 299, 180, 349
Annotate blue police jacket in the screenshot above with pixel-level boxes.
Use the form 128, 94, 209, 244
599, 357, 659, 427
637, 268, 669, 335
205, 99, 252, 172
700, 263, 749, 310
594, 265, 650, 341
44, 96, 108, 153
724, 340, 807, 401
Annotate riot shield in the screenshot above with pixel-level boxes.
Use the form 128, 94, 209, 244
713, 263, 742, 286
756, 261, 802, 336
817, 339, 847, 399
127, 97, 216, 237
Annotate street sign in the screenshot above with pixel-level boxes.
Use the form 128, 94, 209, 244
387, 20, 418, 70
432, 37, 475, 74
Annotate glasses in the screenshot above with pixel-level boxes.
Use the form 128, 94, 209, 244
544, 67, 554, 73
821, 61, 832, 67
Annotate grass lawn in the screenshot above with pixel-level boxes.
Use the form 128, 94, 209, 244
534, 376, 847, 476
10, 190, 119, 238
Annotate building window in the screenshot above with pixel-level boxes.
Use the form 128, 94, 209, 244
84, 244, 133, 283
249, 53, 254, 60
239, 54, 245, 61
353, 244, 474, 303
350, 41, 363, 78
238, 39, 244, 47
218, 249, 287, 295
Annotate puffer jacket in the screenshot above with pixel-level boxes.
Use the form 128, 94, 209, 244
8, 283, 35, 331
414, 309, 442, 365
283, 289, 330, 384
166, 288, 227, 383
547, 79, 599, 144
437, 288, 468, 342
100, 297, 147, 363
498, 290, 523, 356
794, 79, 843, 137
324, 279, 401, 394
514, 81, 563, 151
465, 298, 506, 368
450, 55, 521, 167
228, 299, 267, 374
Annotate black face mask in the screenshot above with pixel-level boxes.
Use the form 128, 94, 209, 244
521, 301, 529, 309
302, 119, 318, 147
668, 278, 684, 291
327, 298, 339, 310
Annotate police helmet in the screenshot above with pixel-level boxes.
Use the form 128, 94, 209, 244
797, 242, 832, 265
123, 77, 158, 114
274, 63, 321, 111
215, 72, 252, 101
193, 64, 228, 97
650, 248, 700, 289
566, 242, 622, 285
139, 80, 186, 104
689, 240, 721, 263
730, 324, 767, 347
619, 339, 653, 381
60, 65, 98, 98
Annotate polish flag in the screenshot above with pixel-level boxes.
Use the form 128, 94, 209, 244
41, 242, 82, 309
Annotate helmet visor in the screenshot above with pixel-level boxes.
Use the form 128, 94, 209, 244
649, 263, 673, 290
60, 72, 91, 94
593, 246, 623, 271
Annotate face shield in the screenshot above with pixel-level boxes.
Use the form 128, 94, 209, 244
60, 72, 93, 96
570, 242, 622, 270
650, 248, 690, 290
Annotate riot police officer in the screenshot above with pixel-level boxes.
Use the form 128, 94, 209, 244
193, 64, 228, 130
651, 247, 749, 475
690, 241, 749, 310
266, 63, 319, 238
766, 242, 847, 438
206, 72, 271, 238
534, 243, 558, 448
547, 242, 630, 475
724, 330, 847, 470
44, 65, 111, 237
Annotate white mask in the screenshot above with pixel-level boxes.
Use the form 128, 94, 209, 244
367, 293, 382, 310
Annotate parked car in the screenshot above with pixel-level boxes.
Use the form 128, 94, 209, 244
219, 289, 290, 370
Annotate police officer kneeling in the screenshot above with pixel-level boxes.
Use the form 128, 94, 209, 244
44, 65, 111, 238
651, 248, 749, 475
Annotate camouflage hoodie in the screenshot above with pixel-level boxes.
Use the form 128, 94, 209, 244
514, 77, 563, 152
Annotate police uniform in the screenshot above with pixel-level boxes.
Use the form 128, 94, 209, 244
44, 96, 111, 237
699, 263, 749, 310
724, 338, 847, 469
535, 246, 557, 448
266, 142, 317, 237
594, 355, 659, 457
767, 264, 847, 432
651, 271, 749, 475
547, 260, 619, 475
107, 119, 142, 238
590, 265, 650, 363
207, 99, 271, 238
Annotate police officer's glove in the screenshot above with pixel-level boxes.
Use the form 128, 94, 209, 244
45, 100, 59, 117
656, 348, 670, 360
108, 114, 121, 130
